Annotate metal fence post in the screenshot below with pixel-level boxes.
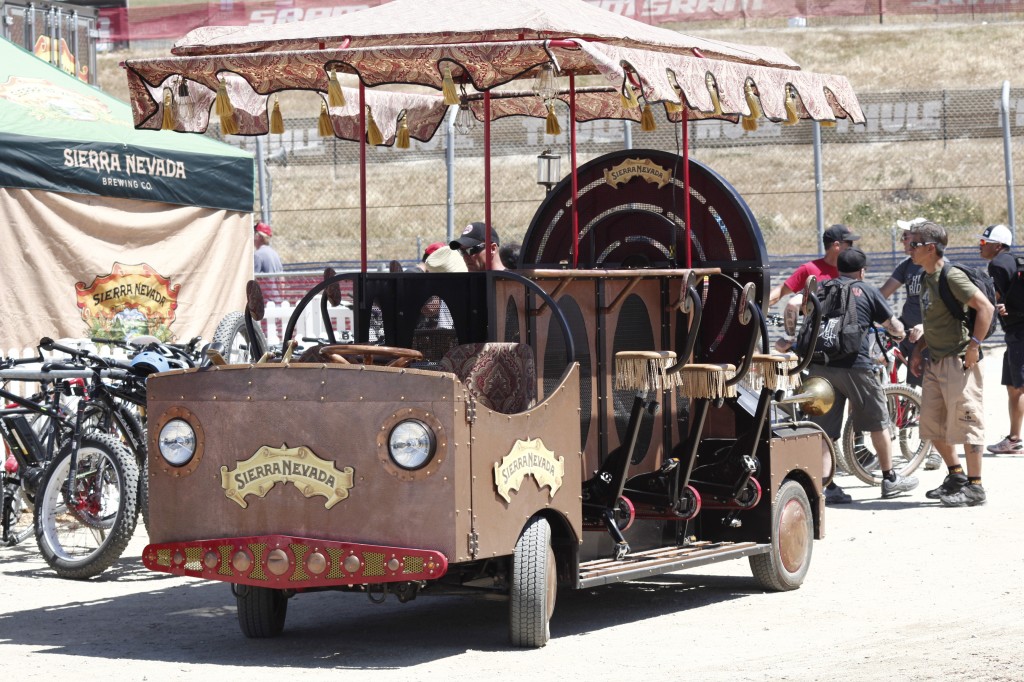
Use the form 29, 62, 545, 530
623, 120, 632, 150
1001, 80, 1017, 236
813, 121, 825, 256
255, 135, 270, 223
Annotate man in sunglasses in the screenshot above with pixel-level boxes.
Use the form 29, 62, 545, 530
451, 221, 506, 272
908, 222, 995, 507
977, 224, 1024, 455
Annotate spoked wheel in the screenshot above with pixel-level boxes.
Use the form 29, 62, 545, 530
749, 480, 813, 592
841, 384, 930, 485
213, 311, 268, 364
3, 484, 35, 547
509, 516, 557, 648
34, 432, 139, 579
235, 585, 289, 638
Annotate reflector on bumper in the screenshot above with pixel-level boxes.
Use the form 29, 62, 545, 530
143, 535, 448, 588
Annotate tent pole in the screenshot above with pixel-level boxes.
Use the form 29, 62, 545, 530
359, 81, 367, 273
484, 91, 493, 268
570, 73, 579, 269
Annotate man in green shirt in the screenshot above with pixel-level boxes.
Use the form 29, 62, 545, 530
909, 222, 995, 507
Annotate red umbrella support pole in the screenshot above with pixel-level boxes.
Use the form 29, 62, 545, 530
682, 113, 691, 269
359, 81, 368, 273
570, 73, 579, 269
484, 91, 493, 268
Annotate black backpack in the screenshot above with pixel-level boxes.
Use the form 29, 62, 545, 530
796, 278, 865, 364
1001, 255, 1024, 317
937, 262, 998, 340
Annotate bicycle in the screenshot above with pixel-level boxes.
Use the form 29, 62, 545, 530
840, 328, 931, 485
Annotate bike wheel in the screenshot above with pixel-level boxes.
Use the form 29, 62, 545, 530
34, 432, 139, 579
79, 403, 149, 534
2, 482, 35, 546
841, 384, 930, 486
213, 310, 268, 364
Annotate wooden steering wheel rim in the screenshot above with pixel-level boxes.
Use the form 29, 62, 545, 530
320, 344, 424, 367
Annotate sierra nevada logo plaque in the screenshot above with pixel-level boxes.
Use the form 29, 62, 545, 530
221, 445, 354, 509
603, 157, 671, 189
494, 438, 565, 503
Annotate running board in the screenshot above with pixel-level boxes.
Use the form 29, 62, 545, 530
577, 541, 767, 588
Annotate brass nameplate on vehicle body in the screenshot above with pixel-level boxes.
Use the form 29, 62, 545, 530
602, 158, 670, 189
221, 445, 354, 509
494, 438, 564, 503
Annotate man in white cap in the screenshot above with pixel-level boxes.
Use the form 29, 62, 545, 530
979, 224, 1024, 454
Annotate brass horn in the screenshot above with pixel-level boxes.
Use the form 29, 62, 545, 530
775, 376, 835, 416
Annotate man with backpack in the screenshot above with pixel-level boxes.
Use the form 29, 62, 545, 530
908, 221, 995, 507
771, 224, 859, 504
977, 224, 1024, 455
787, 247, 917, 499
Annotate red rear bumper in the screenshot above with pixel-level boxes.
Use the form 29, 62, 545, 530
143, 534, 449, 589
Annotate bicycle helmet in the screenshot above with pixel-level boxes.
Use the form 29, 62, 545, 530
130, 350, 172, 376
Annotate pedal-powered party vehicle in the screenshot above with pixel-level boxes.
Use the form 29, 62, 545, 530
124, 0, 863, 646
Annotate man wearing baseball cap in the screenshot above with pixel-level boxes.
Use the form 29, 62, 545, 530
451, 221, 505, 271
254, 221, 283, 274
978, 224, 1024, 454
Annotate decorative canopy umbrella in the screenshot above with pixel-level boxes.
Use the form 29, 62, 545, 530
124, 0, 866, 269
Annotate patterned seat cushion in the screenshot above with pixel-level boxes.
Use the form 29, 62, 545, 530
440, 343, 537, 414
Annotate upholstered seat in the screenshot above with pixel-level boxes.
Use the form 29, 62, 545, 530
440, 343, 537, 414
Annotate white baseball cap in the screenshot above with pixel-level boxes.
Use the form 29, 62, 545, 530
979, 224, 1013, 246
896, 217, 928, 230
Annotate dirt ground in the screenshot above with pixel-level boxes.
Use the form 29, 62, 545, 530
1, 348, 1022, 681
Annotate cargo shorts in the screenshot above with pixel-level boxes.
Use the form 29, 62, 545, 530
920, 354, 985, 445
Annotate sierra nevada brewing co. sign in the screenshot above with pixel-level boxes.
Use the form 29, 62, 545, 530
75, 262, 180, 341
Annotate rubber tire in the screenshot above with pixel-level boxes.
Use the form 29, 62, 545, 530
79, 403, 149, 534
3, 485, 35, 546
34, 432, 139, 580
841, 384, 930, 485
749, 480, 813, 592
213, 310, 268, 364
236, 586, 288, 638
509, 516, 556, 647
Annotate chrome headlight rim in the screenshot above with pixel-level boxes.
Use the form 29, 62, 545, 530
387, 419, 436, 471
158, 418, 197, 467
152, 406, 205, 477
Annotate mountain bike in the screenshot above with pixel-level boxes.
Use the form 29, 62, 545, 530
840, 328, 930, 485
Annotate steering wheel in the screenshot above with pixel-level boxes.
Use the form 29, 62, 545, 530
319, 344, 424, 368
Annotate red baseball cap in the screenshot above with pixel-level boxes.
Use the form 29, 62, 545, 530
255, 222, 272, 237
423, 242, 445, 259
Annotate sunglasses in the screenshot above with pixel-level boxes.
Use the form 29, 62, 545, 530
908, 241, 936, 249
461, 243, 486, 256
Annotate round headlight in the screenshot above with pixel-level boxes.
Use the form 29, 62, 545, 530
158, 418, 196, 467
388, 420, 435, 470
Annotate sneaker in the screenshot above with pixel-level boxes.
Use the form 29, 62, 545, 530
987, 436, 1023, 454
940, 483, 987, 507
923, 451, 942, 471
925, 472, 968, 500
824, 484, 853, 505
881, 473, 919, 499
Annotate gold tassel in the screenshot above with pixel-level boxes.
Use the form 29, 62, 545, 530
784, 87, 799, 125
665, 100, 682, 114
820, 119, 836, 128
327, 67, 345, 108
706, 74, 722, 116
396, 112, 410, 149
215, 79, 234, 117
219, 111, 238, 136
160, 88, 175, 130
742, 81, 761, 131
640, 103, 656, 131
545, 102, 561, 136
441, 65, 459, 106
620, 81, 639, 110
317, 101, 333, 137
366, 106, 383, 145
269, 96, 284, 134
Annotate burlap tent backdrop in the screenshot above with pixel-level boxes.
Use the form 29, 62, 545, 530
0, 37, 255, 352
123, 0, 865, 271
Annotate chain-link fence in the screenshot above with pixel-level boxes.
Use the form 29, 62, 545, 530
218, 84, 1022, 267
